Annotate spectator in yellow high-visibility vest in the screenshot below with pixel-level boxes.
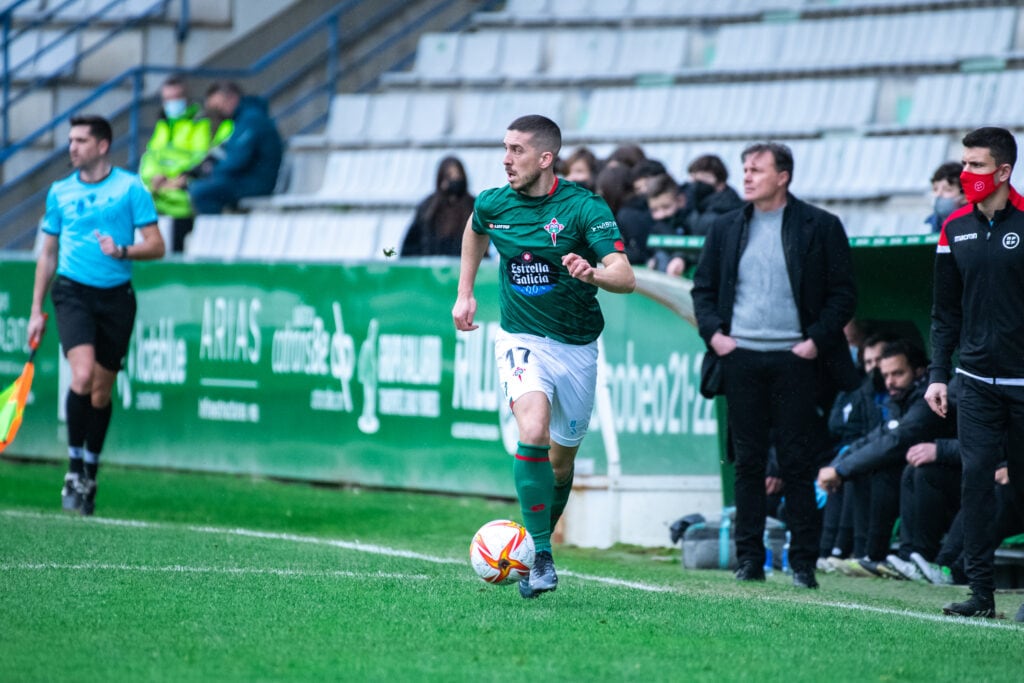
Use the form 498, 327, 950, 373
139, 75, 233, 252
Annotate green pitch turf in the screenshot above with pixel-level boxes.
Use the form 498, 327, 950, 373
1, 458, 1021, 682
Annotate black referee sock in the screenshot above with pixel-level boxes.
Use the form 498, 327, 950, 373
66, 390, 91, 450
85, 401, 113, 458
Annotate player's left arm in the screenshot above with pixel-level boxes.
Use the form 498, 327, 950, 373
562, 251, 635, 294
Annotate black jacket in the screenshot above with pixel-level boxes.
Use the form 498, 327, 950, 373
691, 194, 860, 398
687, 184, 744, 237
828, 373, 886, 451
930, 187, 1024, 383
832, 375, 961, 479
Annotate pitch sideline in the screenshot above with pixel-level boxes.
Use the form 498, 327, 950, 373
3, 509, 1019, 632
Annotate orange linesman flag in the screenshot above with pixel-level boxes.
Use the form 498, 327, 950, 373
0, 313, 47, 453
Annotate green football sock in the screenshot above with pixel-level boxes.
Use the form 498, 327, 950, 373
514, 442, 554, 552
550, 465, 575, 531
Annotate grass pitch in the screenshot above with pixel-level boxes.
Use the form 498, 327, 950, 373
1, 458, 1021, 682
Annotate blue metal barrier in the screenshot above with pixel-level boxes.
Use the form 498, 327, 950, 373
1, 0, 170, 149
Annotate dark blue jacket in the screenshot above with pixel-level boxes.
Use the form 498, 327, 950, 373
210, 95, 283, 196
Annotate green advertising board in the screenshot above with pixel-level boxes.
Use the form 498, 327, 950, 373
0, 258, 718, 498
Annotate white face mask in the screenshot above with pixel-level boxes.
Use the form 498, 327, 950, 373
163, 98, 187, 119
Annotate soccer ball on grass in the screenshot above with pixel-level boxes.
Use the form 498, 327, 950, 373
469, 519, 535, 585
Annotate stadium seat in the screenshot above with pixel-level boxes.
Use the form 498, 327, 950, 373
549, 0, 631, 21
988, 70, 1024, 128
410, 32, 460, 81
545, 28, 620, 81
610, 28, 689, 78
376, 211, 414, 259
326, 93, 372, 145
283, 211, 380, 262
575, 86, 671, 140
406, 92, 452, 144
456, 31, 503, 82
238, 212, 291, 260
185, 215, 246, 260
364, 92, 411, 144
496, 30, 545, 81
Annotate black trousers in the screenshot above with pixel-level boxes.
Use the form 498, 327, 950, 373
897, 462, 960, 561
958, 378, 1024, 595
936, 481, 1024, 585
722, 348, 821, 571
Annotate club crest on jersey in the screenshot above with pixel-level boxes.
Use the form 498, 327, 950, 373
543, 217, 564, 245
1004, 232, 1020, 249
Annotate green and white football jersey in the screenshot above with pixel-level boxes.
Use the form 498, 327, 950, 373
472, 178, 624, 344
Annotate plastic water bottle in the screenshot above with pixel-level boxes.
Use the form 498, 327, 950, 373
719, 512, 732, 569
763, 530, 774, 576
782, 530, 792, 574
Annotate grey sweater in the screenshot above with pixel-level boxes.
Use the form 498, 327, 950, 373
730, 205, 803, 351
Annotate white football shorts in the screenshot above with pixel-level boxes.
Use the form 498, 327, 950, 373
493, 329, 597, 447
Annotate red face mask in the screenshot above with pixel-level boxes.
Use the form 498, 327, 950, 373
961, 169, 999, 204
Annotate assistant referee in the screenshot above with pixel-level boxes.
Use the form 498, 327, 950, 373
27, 114, 165, 516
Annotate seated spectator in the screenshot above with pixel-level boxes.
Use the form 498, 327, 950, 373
608, 158, 667, 266
560, 146, 599, 191
400, 156, 474, 258
818, 331, 891, 570
818, 340, 947, 575
599, 162, 657, 266
631, 158, 667, 197
924, 161, 967, 233
885, 375, 964, 580
917, 466, 1023, 590
189, 81, 283, 215
683, 154, 743, 236
139, 75, 233, 252
646, 174, 695, 276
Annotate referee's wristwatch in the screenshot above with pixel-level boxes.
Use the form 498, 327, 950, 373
116, 245, 129, 260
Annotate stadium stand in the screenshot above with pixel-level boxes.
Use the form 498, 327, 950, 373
252, 0, 1024, 258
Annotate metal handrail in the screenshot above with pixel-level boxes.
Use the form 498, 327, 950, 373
1, 0, 170, 147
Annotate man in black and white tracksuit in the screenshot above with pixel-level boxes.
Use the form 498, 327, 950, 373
926, 126, 1024, 621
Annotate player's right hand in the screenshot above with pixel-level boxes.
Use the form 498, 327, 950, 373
924, 382, 948, 418
452, 295, 478, 331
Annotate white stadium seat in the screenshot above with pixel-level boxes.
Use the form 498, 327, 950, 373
185, 215, 246, 261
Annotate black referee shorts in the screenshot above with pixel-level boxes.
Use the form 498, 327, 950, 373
50, 275, 137, 372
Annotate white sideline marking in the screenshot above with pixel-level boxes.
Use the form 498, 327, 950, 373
0, 562, 429, 581
3, 510, 1020, 631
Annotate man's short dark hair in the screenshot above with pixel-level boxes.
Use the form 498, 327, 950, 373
880, 339, 928, 371
631, 158, 667, 183
162, 74, 187, 90
688, 154, 729, 184
962, 126, 1017, 169
206, 80, 244, 99
931, 161, 962, 187
69, 114, 112, 145
741, 142, 794, 186
645, 173, 679, 199
507, 114, 561, 156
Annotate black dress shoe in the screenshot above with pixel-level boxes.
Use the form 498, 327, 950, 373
734, 561, 766, 582
792, 567, 819, 589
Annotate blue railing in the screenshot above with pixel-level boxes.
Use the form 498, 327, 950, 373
1, 0, 171, 148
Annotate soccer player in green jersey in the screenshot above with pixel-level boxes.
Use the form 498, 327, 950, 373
452, 115, 636, 598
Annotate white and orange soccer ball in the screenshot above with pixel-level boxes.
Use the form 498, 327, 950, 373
469, 519, 535, 585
